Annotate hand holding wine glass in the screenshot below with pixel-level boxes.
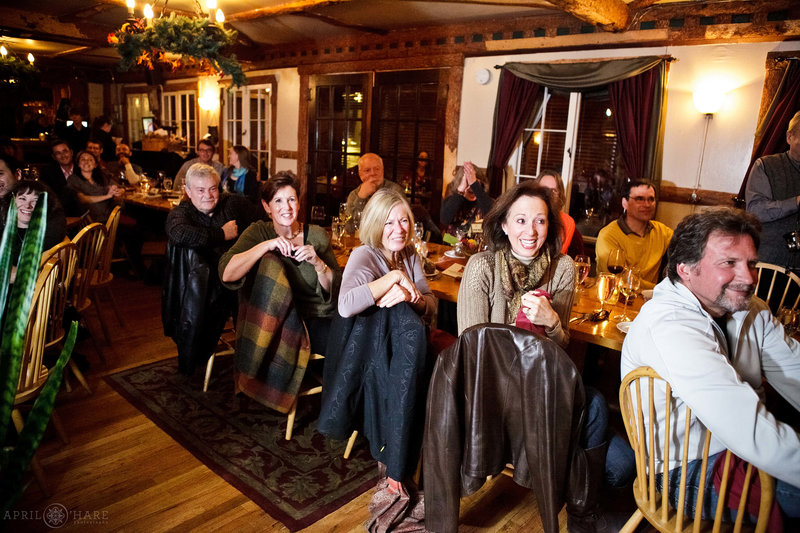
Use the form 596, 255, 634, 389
614, 267, 641, 322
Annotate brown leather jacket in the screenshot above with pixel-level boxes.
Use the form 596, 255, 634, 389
423, 324, 586, 533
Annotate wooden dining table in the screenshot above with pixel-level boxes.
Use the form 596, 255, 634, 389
333, 237, 643, 351
124, 190, 181, 212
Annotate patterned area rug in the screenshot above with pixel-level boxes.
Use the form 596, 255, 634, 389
105, 356, 376, 531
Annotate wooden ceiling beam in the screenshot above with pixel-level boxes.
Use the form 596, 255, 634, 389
227, 0, 353, 23
545, 0, 631, 30
294, 11, 388, 35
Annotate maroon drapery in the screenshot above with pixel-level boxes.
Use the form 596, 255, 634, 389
486, 69, 541, 196
607, 63, 661, 181
737, 60, 800, 201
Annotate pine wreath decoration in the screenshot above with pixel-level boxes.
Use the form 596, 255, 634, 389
0, 56, 40, 94
109, 13, 246, 87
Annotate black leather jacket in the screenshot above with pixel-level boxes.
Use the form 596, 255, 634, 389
423, 324, 586, 533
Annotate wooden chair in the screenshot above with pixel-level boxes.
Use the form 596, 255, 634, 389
202, 327, 236, 393
89, 205, 126, 342
755, 262, 800, 314
619, 367, 775, 533
40, 240, 90, 394
70, 222, 107, 361
12, 258, 65, 496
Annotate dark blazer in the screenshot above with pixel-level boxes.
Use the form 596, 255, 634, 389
318, 304, 429, 481
423, 324, 586, 533
40, 163, 82, 217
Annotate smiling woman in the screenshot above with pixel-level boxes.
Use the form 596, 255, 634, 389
5, 179, 66, 275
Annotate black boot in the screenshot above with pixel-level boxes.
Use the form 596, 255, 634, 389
567, 441, 628, 533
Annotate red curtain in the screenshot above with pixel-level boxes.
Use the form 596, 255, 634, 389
486, 69, 540, 196
737, 60, 800, 201
607, 63, 661, 181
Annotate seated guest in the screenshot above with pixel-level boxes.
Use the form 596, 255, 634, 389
320, 188, 436, 528
344, 153, 403, 232
106, 143, 142, 186
595, 179, 673, 289
40, 139, 82, 216
5, 180, 67, 283
439, 161, 493, 236
220, 171, 341, 354
163, 163, 257, 376
221, 145, 259, 203
173, 139, 226, 192
0, 154, 22, 224
457, 181, 574, 345
534, 169, 585, 258
67, 150, 122, 223
621, 209, 800, 520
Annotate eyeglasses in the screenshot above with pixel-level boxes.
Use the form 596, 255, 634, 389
197, 148, 214, 153
629, 196, 656, 203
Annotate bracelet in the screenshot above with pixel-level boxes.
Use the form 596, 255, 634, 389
315, 263, 329, 274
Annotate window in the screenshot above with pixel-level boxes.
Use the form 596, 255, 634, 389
224, 84, 272, 179
513, 87, 624, 237
162, 91, 197, 148
126, 93, 152, 143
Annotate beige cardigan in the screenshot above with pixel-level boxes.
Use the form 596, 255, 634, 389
456, 250, 575, 346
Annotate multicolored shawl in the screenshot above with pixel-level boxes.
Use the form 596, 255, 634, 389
233, 252, 310, 413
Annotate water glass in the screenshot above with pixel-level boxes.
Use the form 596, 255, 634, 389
596, 272, 616, 314
574, 255, 590, 292
614, 267, 640, 322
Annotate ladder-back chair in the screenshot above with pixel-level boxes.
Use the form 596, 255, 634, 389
619, 367, 775, 533
90, 205, 125, 341
755, 262, 800, 315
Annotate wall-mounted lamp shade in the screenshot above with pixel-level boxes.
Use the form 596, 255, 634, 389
693, 84, 726, 114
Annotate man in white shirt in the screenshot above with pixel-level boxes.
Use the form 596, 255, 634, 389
621, 208, 800, 519
173, 139, 226, 191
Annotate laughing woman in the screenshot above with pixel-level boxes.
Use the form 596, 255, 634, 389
457, 180, 575, 346
219, 171, 340, 353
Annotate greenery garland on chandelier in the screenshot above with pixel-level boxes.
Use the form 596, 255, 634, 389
109, 13, 246, 87
0, 56, 40, 94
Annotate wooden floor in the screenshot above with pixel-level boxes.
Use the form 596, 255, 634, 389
9, 275, 601, 532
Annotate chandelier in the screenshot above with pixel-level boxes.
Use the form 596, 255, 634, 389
109, 0, 246, 87
0, 42, 39, 92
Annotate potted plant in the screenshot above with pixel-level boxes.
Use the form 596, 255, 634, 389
0, 194, 77, 511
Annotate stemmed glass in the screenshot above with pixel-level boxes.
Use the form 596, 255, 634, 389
607, 248, 626, 275
339, 202, 348, 223
596, 272, 616, 315
614, 267, 641, 322
311, 205, 326, 225
574, 255, 591, 293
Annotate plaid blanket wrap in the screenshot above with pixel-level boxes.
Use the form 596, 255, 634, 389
233, 252, 310, 413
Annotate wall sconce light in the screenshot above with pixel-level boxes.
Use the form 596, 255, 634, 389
690, 83, 726, 203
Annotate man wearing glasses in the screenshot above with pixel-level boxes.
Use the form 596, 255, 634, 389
595, 179, 673, 289
173, 139, 226, 191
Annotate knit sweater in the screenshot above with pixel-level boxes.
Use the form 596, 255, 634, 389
457, 250, 575, 346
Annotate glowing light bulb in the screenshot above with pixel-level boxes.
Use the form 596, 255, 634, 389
144, 3, 154, 20
27, 53, 34, 64
215, 9, 224, 23
126, 0, 135, 16
0, 46, 7, 57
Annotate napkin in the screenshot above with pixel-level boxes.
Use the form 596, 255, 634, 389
515, 289, 552, 336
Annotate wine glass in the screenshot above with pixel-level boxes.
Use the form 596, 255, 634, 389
414, 222, 425, 242
596, 272, 616, 314
574, 255, 591, 293
330, 217, 342, 247
339, 202, 348, 223
311, 205, 326, 225
614, 267, 641, 321
607, 248, 626, 275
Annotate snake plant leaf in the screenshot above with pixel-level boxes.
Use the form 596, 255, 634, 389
0, 321, 77, 512
0, 196, 47, 446
0, 203, 18, 315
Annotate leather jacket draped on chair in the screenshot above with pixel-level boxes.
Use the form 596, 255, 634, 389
423, 324, 586, 533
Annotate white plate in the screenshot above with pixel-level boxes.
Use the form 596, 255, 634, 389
444, 250, 463, 258
616, 322, 633, 334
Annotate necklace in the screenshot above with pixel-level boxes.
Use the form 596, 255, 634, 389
278, 222, 303, 240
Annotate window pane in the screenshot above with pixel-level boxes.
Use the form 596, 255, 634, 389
542, 91, 569, 131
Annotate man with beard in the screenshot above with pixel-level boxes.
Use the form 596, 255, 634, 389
595, 180, 673, 289
620, 208, 800, 520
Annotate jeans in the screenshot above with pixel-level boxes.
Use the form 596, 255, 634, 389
657, 453, 800, 520
583, 387, 636, 488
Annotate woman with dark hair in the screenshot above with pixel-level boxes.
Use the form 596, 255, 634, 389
0, 153, 22, 224
5, 179, 67, 282
457, 180, 574, 346
67, 150, 122, 222
534, 169, 585, 258
439, 161, 493, 236
219, 171, 340, 352
221, 145, 259, 202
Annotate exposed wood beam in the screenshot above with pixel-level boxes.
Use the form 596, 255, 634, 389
227, 0, 353, 22
396, 0, 556, 8
294, 11, 388, 35
628, 0, 660, 11
545, 0, 631, 30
